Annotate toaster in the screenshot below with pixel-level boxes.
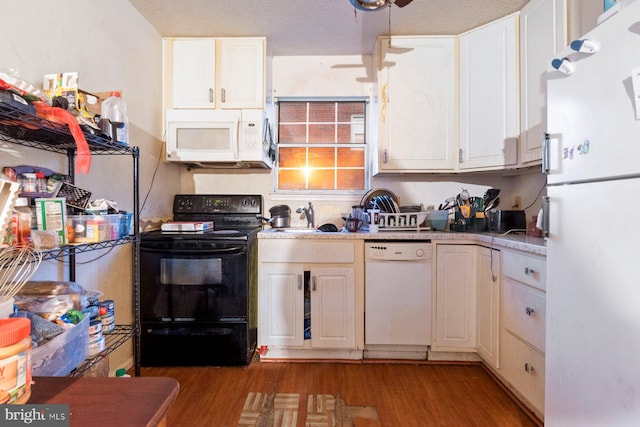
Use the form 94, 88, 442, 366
488, 210, 526, 233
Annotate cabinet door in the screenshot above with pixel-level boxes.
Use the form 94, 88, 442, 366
259, 264, 304, 347
459, 15, 518, 170
218, 38, 265, 109
476, 247, 501, 368
519, 0, 567, 164
310, 267, 356, 349
170, 39, 216, 109
433, 245, 477, 350
376, 37, 457, 172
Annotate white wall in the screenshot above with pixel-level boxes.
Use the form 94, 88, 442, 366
1, 0, 182, 373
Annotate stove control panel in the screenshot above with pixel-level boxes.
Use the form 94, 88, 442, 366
173, 194, 262, 215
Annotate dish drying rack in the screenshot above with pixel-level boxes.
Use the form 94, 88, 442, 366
378, 212, 430, 231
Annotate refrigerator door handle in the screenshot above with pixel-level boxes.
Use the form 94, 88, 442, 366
542, 196, 550, 237
542, 132, 550, 175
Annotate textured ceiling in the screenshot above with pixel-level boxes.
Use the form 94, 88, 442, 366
128, 0, 530, 55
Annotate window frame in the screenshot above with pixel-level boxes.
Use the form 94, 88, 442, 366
273, 97, 371, 195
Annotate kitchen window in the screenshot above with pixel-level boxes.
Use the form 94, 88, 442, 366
276, 99, 367, 192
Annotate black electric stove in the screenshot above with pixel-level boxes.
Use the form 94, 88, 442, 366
139, 194, 262, 366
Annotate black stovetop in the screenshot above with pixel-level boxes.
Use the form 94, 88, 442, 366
141, 194, 263, 242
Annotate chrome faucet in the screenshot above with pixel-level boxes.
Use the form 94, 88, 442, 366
296, 202, 315, 228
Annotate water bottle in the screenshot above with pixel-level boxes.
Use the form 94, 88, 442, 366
100, 91, 129, 144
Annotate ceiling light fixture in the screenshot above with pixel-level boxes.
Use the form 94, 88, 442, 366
349, 0, 413, 12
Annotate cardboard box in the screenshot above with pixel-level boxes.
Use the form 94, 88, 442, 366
35, 198, 67, 245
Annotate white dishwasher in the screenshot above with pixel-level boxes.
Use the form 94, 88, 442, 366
365, 241, 432, 359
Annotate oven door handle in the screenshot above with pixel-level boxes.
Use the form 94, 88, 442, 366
140, 246, 246, 255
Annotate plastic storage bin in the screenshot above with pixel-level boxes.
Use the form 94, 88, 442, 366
427, 210, 450, 231
31, 315, 89, 377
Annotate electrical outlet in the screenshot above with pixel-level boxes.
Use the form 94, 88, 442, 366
513, 195, 521, 209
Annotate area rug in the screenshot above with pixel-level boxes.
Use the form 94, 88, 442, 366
238, 392, 379, 427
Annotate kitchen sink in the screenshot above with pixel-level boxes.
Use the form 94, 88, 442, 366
274, 228, 321, 233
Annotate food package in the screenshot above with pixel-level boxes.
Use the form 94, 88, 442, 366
35, 197, 67, 245
43, 72, 79, 109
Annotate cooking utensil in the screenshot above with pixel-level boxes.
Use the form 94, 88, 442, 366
483, 188, 500, 206
484, 196, 501, 212
256, 205, 292, 228
0, 246, 42, 304
457, 188, 470, 206
440, 197, 456, 211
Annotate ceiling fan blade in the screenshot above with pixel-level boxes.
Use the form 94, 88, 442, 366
394, 0, 413, 7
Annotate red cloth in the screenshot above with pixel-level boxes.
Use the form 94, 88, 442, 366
33, 102, 91, 174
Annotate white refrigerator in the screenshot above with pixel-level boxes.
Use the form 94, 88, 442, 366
545, 2, 640, 426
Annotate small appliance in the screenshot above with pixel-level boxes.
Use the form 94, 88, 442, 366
165, 109, 275, 169
487, 210, 526, 233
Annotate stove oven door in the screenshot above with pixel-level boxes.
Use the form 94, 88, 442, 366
140, 242, 249, 322
140, 241, 255, 366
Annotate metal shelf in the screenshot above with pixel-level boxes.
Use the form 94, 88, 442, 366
0, 101, 141, 376
69, 325, 135, 377
39, 237, 138, 261
0, 104, 134, 155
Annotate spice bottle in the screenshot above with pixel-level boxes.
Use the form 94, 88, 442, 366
13, 198, 32, 246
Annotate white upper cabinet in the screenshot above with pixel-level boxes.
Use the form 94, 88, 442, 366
375, 36, 458, 173
164, 37, 265, 110
459, 14, 518, 170
519, 0, 567, 165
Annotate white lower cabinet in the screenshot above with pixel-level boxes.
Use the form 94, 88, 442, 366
433, 244, 477, 351
476, 247, 501, 368
498, 249, 546, 418
500, 330, 546, 415
258, 239, 362, 359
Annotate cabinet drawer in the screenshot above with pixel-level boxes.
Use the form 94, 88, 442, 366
502, 278, 545, 352
259, 240, 355, 264
502, 250, 546, 291
501, 330, 545, 414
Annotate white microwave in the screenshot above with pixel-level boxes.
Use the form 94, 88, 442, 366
165, 109, 275, 169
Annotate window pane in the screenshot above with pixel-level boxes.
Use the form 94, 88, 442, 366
279, 102, 307, 122
308, 169, 335, 190
309, 102, 335, 122
337, 123, 364, 144
337, 102, 365, 122
337, 169, 365, 190
279, 124, 306, 143
309, 148, 335, 168
278, 169, 306, 190
337, 147, 364, 167
309, 124, 335, 143
279, 147, 307, 168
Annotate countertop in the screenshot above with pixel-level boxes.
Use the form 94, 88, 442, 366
258, 228, 546, 256
29, 376, 179, 427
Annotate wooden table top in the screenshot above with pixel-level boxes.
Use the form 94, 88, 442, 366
30, 376, 180, 427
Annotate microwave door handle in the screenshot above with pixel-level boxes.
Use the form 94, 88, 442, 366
233, 119, 240, 160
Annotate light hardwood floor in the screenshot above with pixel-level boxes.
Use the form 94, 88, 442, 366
142, 360, 540, 427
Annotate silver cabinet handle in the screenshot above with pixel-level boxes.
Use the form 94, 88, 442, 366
297, 274, 302, 290
542, 132, 550, 175
524, 363, 535, 373
208, 88, 214, 103
525, 306, 535, 316
459, 148, 464, 163
312, 276, 317, 291
221, 88, 226, 103
525, 267, 535, 275
383, 149, 388, 164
